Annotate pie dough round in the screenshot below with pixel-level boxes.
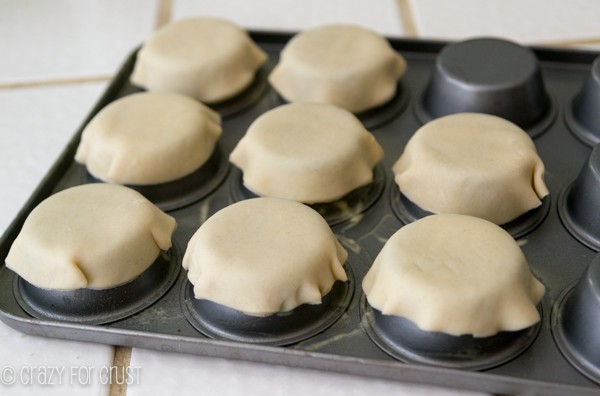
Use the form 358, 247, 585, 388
393, 113, 549, 225
182, 197, 348, 316
75, 92, 222, 185
131, 17, 268, 103
269, 24, 407, 113
5, 184, 177, 290
229, 102, 384, 203
362, 214, 545, 337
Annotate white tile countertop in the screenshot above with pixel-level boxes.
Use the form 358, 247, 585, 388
1, 1, 599, 396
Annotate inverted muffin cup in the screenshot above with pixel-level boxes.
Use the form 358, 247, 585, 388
269, 83, 409, 129
181, 265, 354, 346
229, 165, 385, 226
130, 63, 269, 119
558, 144, 600, 250
416, 38, 555, 137
14, 247, 180, 325
552, 253, 600, 384
355, 83, 409, 129
565, 55, 600, 146
84, 146, 230, 212
389, 185, 551, 239
361, 296, 542, 370
208, 65, 269, 118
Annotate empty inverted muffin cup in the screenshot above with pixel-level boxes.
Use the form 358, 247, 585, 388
558, 144, 600, 250
361, 297, 541, 370
552, 253, 600, 383
417, 38, 553, 136
566, 55, 600, 146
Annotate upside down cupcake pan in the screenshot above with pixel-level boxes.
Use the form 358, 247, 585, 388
1, 32, 600, 396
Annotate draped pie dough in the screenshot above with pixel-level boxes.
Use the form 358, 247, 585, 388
229, 102, 384, 203
5, 184, 176, 290
75, 92, 222, 185
131, 17, 267, 103
269, 24, 406, 113
393, 113, 549, 225
362, 214, 545, 337
182, 198, 348, 316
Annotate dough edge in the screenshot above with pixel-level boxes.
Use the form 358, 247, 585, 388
268, 24, 407, 113
75, 92, 222, 185
362, 214, 545, 337
131, 17, 268, 103
182, 197, 349, 316
230, 102, 384, 203
393, 113, 549, 225
5, 184, 177, 290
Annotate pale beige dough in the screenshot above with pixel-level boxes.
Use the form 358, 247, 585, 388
269, 24, 406, 113
182, 197, 348, 316
131, 17, 267, 103
229, 102, 384, 203
75, 92, 222, 185
363, 214, 545, 337
5, 184, 176, 290
393, 113, 549, 225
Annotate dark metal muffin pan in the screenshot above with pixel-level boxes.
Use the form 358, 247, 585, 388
1, 33, 600, 396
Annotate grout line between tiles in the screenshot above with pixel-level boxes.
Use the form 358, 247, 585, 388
0, 0, 176, 92
109, 346, 133, 396
396, 0, 418, 37
0, 35, 594, 94
155, 0, 173, 29
0, 76, 112, 90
